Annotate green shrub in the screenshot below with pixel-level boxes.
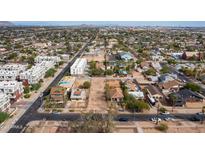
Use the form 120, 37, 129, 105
24, 93, 31, 98
0, 112, 9, 123
155, 123, 168, 132
82, 81, 91, 89
159, 107, 167, 113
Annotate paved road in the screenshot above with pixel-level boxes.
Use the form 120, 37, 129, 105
8, 112, 196, 128
8, 35, 96, 133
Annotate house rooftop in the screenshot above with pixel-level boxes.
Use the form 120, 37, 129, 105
146, 85, 162, 96
50, 86, 66, 95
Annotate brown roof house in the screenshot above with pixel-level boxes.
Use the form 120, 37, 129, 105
158, 80, 181, 96
145, 85, 163, 102
106, 80, 124, 103
182, 51, 204, 61
50, 86, 66, 102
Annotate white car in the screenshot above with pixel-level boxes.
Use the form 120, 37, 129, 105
164, 117, 175, 121
161, 112, 170, 115
151, 117, 162, 122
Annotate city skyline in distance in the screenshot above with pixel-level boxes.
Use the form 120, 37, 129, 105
12, 21, 205, 27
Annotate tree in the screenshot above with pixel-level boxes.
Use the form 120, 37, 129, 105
124, 95, 150, 112
30, 83, 41, 91
160, 65, 170, 74
169, 93, 177, 112
159, 107, 167, 113
24, 93, 31, 98
82, 81, 91, 89
26, 55, 35, 65
184, 83, 201, 92
155, 123, 168, 132
23, 86, 30, 94
167, 59, 177, 65
45, 68, 57, 78
0, 112, 9, 123
70, 111, 114, 133
144, 68, 156, 76
7, 53, 17, 60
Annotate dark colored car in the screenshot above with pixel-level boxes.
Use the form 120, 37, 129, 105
118, 117, 129, 122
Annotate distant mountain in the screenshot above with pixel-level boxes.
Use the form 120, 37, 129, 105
0, 21, 14, 27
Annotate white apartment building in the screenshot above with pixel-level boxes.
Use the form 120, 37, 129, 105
0, 64, 27, 81
0, 93, 10, 112
70, 58, 87, 75
0, 81, 23, 101
0, 70, 18, 81
0, 63, 26, 73
20, 61, 55, 84
35, 55, 61, 64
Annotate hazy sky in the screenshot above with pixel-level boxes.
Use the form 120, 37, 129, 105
12, 21, 205, 27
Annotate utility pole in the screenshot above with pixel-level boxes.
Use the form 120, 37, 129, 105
156, 104, 160, 125
133, 109, 136, 121
201, 106, 205, 124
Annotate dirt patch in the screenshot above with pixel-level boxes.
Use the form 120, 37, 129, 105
87, 77, 107, 112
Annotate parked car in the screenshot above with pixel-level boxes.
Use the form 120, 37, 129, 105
161, 111, 170, 115
190, 113, 205, 121
164, 117, 175, 121
118, 117, 129, 122
150, 117, 161, 122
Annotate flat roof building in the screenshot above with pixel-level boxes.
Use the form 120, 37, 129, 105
0, 93, 10, 112
70, 58, 87, 75
0, 81, 23, 101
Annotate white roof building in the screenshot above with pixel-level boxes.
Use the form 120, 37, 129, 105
0, 63, 26, 73
70, 58, 87, 75
20, 61, 55, 84
0, 93, 10, 112
35, 55, 61, 64
0, 64, 27, 81
0, 81, 23, 100
0, 70, 18, 81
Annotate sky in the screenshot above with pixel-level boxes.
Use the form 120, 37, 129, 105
12, 21, 205, 27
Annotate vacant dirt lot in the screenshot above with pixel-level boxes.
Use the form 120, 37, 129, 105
87, 77, 107, 113
139, 121, 205, 133
83, 53, 105, 62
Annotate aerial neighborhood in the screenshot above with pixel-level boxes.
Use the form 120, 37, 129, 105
1, 24, 205, 133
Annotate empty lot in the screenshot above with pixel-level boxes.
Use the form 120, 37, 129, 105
87, 77, 107, 113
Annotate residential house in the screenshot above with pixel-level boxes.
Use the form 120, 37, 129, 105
118, 51, 134, 61
108, 88, 124, 102
151, 55, 164, 62
50, 86, 66, 102
158, 80, 181, 95
182, 51, 204, 61
158, 73, 177, 83
140, 61, 150, 70
106, 80, 124, 103
169, 89, 205, 106
145, 85, 163, 104
70, 88, 86, 100
151, 62, 162, 72
124, 79, 144, 99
